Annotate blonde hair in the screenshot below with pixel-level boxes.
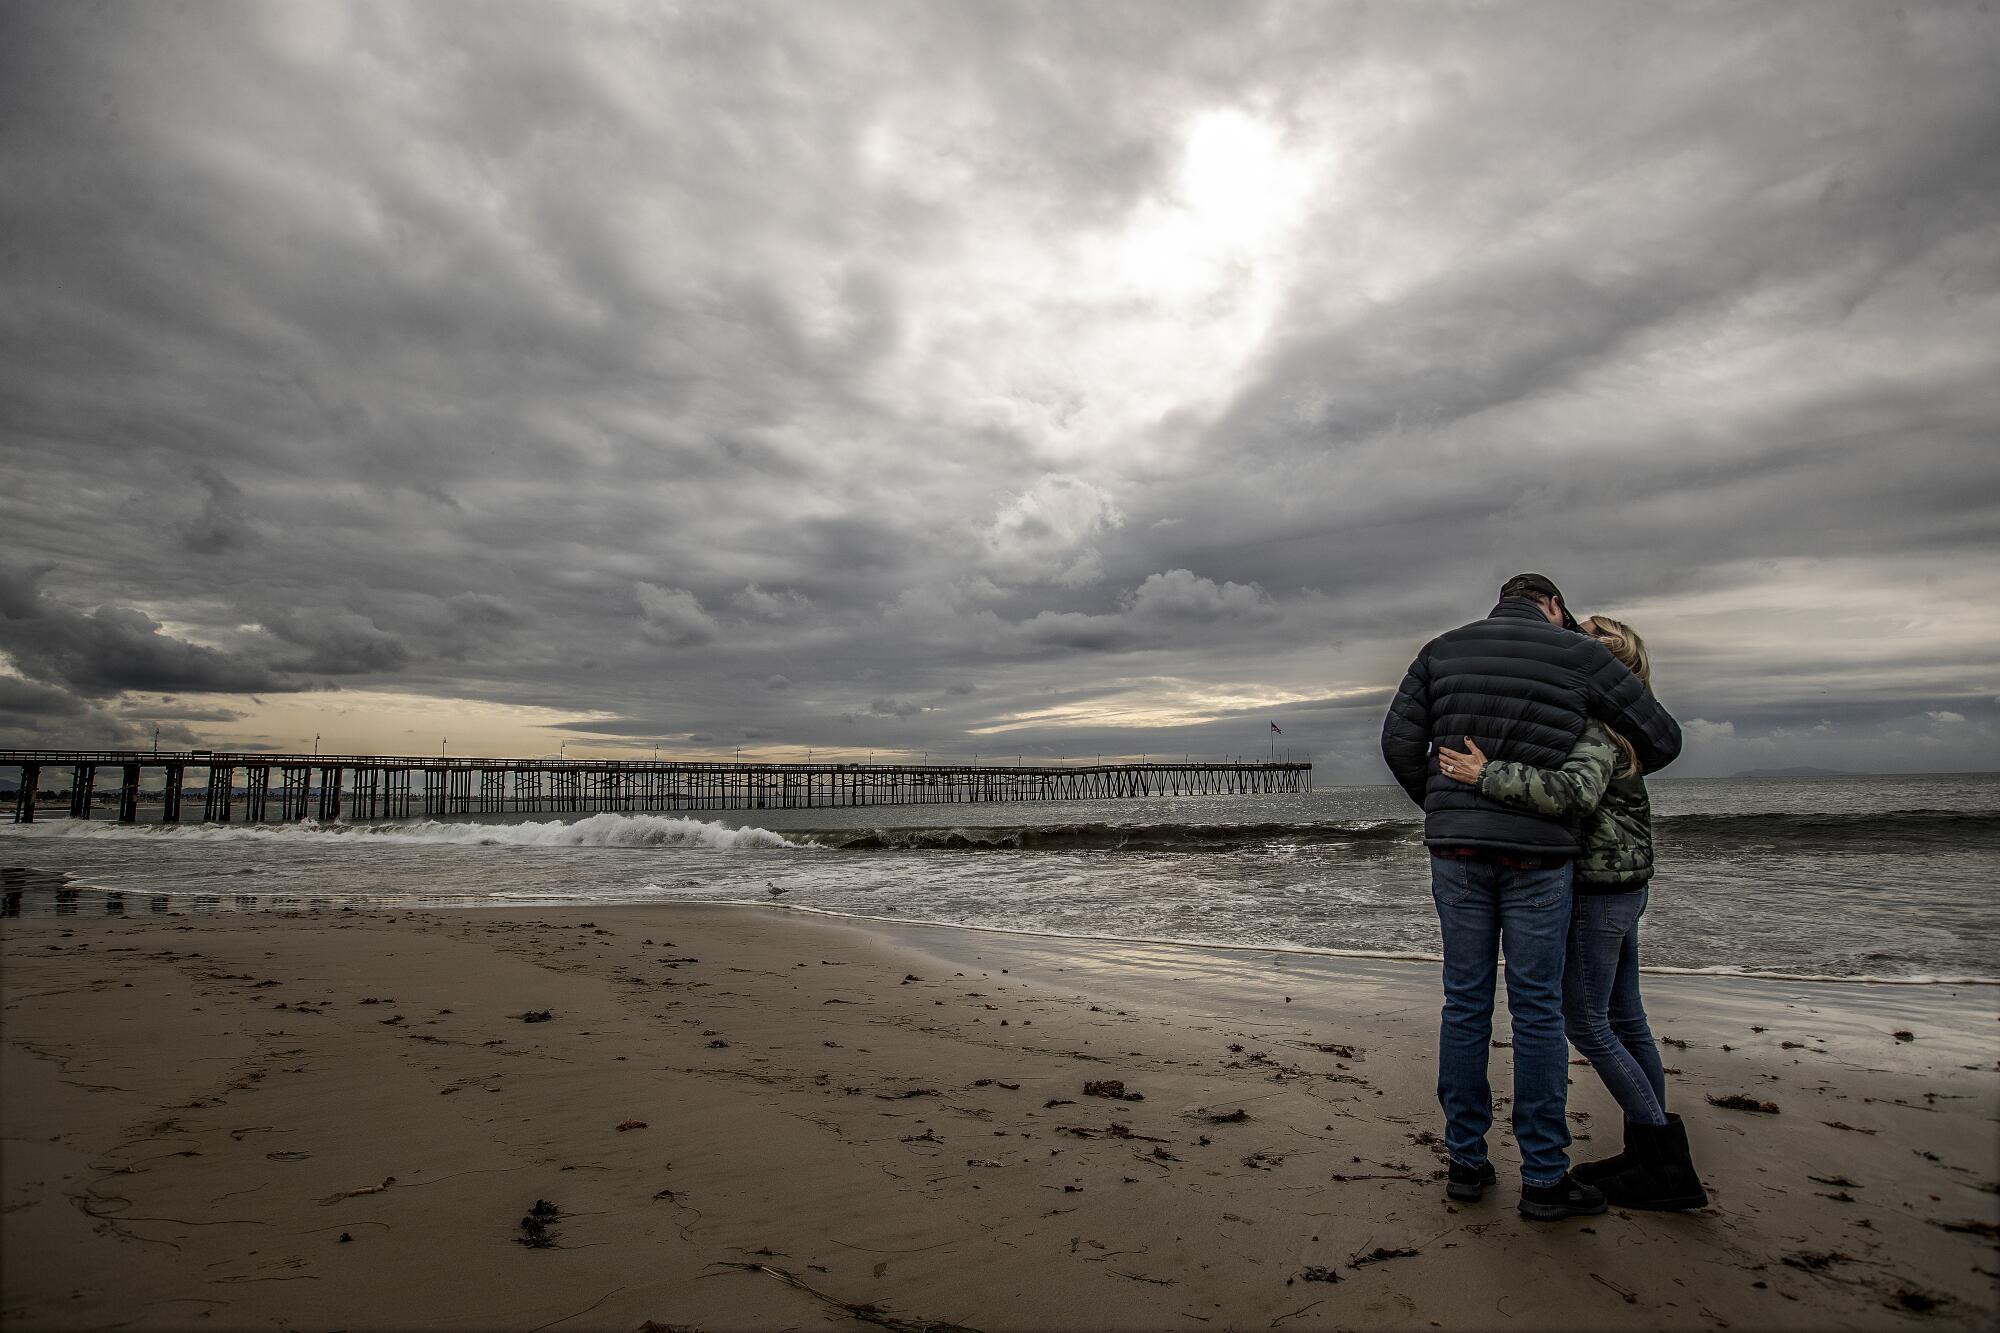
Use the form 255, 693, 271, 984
1586, 614, 1650, 778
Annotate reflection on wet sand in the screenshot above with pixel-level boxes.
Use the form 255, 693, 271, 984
1, 866, 503, 918
2, 865, 201, 919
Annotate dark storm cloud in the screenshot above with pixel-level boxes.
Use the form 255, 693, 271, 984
1, 2, 1996, 776
634, 584, 720, 648
0, 562, 285, 697
1020, 571, 1276, 651
0, 675, 88, 719
178, 465, 257, 555
424, 592, 531, 662
264, 609, 412, 675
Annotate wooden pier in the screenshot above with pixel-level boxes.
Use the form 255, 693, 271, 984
3, 749, 1312, 824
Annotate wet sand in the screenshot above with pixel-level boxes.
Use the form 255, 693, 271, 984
3, 903, 1996, 1331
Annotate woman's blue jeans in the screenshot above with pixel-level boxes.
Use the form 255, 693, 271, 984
1430, 854, 1574, 1188
1562, 888, 1669, 1126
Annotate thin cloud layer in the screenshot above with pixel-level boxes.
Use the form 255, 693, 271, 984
1, 2, 1996, 775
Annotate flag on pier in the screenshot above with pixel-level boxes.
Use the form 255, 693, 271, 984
1269, 722, 1283, 735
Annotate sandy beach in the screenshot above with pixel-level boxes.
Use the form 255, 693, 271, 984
3, 903, 1995, 1332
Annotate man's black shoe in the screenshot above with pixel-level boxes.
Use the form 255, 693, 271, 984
1446, 1160, 1497, 1202
1518, 1173, 1608, 1221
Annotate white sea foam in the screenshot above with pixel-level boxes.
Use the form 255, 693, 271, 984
637, 891, 1453, 964
625, 892, 2000, 987
0, 812, 798, 851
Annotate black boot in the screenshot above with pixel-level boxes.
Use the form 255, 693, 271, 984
1600, 1114, 1708, 1211
1518, 1173, 1607, 1221
1573, 1121, 1637, 1185
1446, 1159, 1497, 1202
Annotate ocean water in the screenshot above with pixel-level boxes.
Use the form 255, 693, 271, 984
3, 774, 1996, 986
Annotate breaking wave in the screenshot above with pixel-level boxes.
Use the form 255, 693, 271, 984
794, 820, 1415, 851
794, 809, 2000, 853
1652, 809, 2000, 850
7, 808, 1992, 858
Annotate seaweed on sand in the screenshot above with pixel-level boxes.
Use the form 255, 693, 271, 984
1707, 1094, 1780, 1114
1348, 1246, 1420, 1269
517, 1199, 563, 1249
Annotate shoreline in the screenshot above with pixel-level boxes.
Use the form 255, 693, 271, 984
9, 869, 2000, 991
7, 782, 1999, 990
4, 901, 1997, 1330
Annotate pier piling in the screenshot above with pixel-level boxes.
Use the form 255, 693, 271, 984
117, 764, 141, 824
12, 764, 35, 823
162, 765, 184, 823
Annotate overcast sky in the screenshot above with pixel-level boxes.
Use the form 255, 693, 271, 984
2, 1, 1996, 780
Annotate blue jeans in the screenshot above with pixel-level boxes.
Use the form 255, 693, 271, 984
1562, 888, 1668, 1126
1431, 854, 1574, 1187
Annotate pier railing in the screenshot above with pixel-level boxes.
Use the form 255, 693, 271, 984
2, 749, 1312, 824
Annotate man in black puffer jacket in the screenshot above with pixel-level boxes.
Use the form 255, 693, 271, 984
1380, 573, 1681, 1221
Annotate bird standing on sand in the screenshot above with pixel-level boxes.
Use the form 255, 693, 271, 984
767, 882, 787, 897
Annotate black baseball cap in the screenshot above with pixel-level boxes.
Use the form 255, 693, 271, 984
1500, 572, 1583, 632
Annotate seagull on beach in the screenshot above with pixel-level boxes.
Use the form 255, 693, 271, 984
766, 882, 787, 897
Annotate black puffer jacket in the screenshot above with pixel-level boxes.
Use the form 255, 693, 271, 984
1379, 598, 1683, 856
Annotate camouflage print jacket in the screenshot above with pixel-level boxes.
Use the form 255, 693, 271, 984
1473, 721, 1653, 892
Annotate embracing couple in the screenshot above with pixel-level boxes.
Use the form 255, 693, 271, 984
1380, 572, 1708, 1221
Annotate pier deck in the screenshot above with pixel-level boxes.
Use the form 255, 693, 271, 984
3, 750, 1311, 824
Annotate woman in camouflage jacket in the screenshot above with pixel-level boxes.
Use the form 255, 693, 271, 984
1435, 616, 1707, 1212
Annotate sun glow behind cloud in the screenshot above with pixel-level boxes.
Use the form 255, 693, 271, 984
966, 677, 1328, 736
1114, 109, 1308, 296
181, 691, 625, 759
1078, 109, 1319, 428
871, 105, 1323, 470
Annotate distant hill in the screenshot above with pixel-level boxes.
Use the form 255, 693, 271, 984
1727, 766, 1863, 780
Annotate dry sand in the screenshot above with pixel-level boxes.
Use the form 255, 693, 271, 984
3, 903, 1996, 1331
